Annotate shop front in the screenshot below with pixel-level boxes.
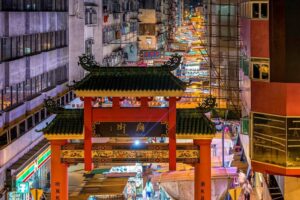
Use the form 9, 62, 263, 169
7, 145, 51, 200
105, 164, 143, 200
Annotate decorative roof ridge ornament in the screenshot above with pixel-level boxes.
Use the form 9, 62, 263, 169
197, 95, 217, 113
44, 97, 65, 114
161, 53, 182, 71
78, 54, 99, 72
78, 53, 182, 72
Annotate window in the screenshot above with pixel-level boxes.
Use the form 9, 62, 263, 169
1, 0, 66, 11
139, 0, 155, 9
27, 116, 34, 130
85, 38, 94, 55
61, 96, 65, 106
252, 3, 259, 18
34, 112, 40, 125
10, 126, 18, 141
252, 2, 268, 19
19, 121, 26, 136
24, 35, 31, 55
85, 7, 97, 25
0, 132, 8, 147
1, 30, 66, 62
252, 62, 269, 80
261, 3, 268, 18
1, 38, 12, 60
41, 108, 46, 120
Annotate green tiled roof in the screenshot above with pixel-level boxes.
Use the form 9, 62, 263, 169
42, 109, 83, 135
43, 108, 215, 136
176, 109, 216, 135
73, 67, 186, 92
71, 54, 186, 96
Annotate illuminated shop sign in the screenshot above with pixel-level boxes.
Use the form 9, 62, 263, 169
143, 51, 161, 60
16, 182, 30, 194
165, 52, 185, 56
16, 147, 51, 183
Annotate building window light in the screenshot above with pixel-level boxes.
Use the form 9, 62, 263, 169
252, 62, 269, 81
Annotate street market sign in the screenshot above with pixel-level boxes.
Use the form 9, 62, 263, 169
61, 143, 199, 164
93, 122, 168, 137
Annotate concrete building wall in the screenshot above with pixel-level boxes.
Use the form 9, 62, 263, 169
68, 0, 85, 82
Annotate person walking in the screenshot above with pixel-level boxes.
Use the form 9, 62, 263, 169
146, 179, 154, 200
242, 180, 252, 200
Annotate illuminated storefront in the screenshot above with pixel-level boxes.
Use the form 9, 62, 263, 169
7, 146, 51, 200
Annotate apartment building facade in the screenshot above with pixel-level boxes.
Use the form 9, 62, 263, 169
239, 0, 300, 199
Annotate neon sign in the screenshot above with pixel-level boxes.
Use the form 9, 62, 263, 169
16, 147, 51, 183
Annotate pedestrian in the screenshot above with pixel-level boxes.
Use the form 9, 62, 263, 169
242, 180, 252, 200
146, 179, 153, 200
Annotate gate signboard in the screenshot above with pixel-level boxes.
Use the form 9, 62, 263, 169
93, 122, 168, 137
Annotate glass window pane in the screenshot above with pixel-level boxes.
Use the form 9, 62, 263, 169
24, 35, 31, 55
0, 132, 8, 147
252, 114, 287, 166
10, 126, 18, 141
17, 36, 24, 57
19, 121, 26, 136
27, 116, 33, 130
261, 64, 269, 80
252, 64, 260, 79
3, 87, 12, 109
11, 37, 17, 58
1, 38, 12, 61
252, 3, 259, 18
34, 112, 40, 124
41, 108, 46, 120
261, 3, 268, 18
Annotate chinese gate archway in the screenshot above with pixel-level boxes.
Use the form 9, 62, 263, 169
42, 54, 216, 200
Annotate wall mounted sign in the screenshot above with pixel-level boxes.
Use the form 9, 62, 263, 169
93, 122, 168, 137
16, 182, 29, 194
143, 51, 161, 60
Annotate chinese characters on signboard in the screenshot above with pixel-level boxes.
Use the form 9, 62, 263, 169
143, 51, 161, 60
93, 122, 168, 137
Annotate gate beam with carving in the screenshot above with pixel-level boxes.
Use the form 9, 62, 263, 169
60, 143, 199, 164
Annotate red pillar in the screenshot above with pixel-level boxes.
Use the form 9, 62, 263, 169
50, 140, 68, 200
112, 97, 120, 109
84, 97, 93, 171
140, 97, 148, 108
194, 139, 212, 200
168, 97, 177, 171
